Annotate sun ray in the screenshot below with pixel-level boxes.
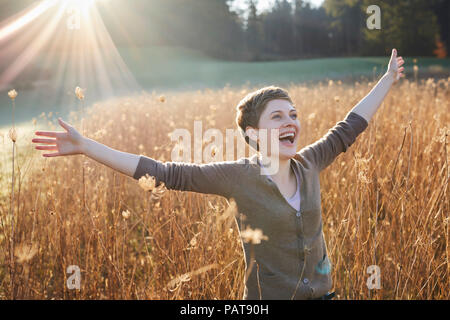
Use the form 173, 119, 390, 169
0, 4, 66, 90
0, 0, 57, 41
0, 0, 139, 110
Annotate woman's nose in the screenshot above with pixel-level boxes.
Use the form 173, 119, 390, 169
283, 115, 297, 127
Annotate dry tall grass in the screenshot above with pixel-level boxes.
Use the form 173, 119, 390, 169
0, 77, 448, 299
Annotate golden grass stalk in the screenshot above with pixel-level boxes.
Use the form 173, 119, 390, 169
166, 263, 218, 292
75, 86, 87, 215
7, 89, 17, 299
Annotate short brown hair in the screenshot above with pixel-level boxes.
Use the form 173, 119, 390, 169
235, 86, 293, 150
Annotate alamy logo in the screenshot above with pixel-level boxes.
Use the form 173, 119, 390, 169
366, 5, 381, 30
366, 265, 381, 290
170, 121, 280, 175
67, 265, 81, 290
66, 6, 80, 30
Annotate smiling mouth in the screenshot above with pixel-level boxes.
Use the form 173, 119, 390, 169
279, 132, 295, 144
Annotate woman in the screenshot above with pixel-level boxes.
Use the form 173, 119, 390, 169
32, 49, 405, 300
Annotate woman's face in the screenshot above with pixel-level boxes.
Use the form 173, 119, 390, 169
246, 99, 300, 160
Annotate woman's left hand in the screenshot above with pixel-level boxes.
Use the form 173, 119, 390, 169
387, 48, 405, 83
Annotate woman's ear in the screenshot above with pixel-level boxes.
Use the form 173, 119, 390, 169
245, 126, 258, 142
245, 126, 260, 151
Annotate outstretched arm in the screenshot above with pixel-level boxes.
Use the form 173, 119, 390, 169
132, 155, 241, 198
350, 48, 405, 122
32, 118, 140, 177
298, 49, 404, 172
32, 118, 241, 198
81, 136, 141, 177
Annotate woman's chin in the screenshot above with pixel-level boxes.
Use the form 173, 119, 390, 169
262, 144, 297, 160
278, 148, 297, 160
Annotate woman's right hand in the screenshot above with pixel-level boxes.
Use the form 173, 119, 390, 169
32, 118, 86, 157
386, 48, 405, 83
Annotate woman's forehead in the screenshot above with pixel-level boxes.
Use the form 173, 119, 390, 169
264, 99, 296, 112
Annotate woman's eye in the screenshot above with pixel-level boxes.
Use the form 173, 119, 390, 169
271, 114, 296, 120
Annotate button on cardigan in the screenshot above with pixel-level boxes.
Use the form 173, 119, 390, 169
133, 111, 369, 299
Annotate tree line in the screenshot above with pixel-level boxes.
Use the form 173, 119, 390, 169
0, 0, 448, 61
101, 0, 449, 60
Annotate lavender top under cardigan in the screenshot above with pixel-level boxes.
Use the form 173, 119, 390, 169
133, 111, 369, 299
259, 157, 301, 211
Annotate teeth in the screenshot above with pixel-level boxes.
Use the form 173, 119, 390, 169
279, 132, 295, 139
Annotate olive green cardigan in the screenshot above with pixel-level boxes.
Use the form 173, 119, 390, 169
133, 111, 369, 299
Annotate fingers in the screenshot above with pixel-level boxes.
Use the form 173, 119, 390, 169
391, 48, 397, 58
35, 145, 58, 151
35, 131, 63, 138
32, 138, 56, 144
58, 118, 72, 132
396, 68, 405, 81
43, 152, 61, 157
34, 118, 71, 137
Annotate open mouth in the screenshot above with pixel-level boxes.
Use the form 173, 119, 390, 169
279, 131, 295, 146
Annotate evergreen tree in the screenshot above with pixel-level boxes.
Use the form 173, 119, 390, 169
245, 0, 264, 59
323, 0, 365, 56
360, 0, 441, 56
263, 0, 295, 56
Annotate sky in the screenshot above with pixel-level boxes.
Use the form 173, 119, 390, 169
230, 0, 325, 15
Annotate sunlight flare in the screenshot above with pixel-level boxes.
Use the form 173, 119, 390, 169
0, 0, 138, 95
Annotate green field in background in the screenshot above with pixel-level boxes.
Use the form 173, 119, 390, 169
119, 46, 450, 89
1, 46, 449, 129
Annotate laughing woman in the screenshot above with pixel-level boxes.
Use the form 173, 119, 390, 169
32, 49, 405, 300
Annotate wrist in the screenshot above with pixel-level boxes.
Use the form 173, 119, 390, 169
384, 71, 396, 84
80, 136, 90, 155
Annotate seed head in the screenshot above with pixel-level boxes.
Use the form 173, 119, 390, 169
240, 226, 268, 244
122, 210, 131, 219
8, 128, 17, 142
308, 113, 316, 120
15, 242, 38, 264
138, 174, 156, 192
75, 86, 85, 100
151, 181, 167, 201
8, 89, 18, 100
357, 171, 371, 184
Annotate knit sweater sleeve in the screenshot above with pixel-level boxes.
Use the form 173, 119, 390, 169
132, 156, 241, 199
298, 111, 369, 172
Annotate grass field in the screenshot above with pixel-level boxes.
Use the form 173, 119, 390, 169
0, 74, 448, 299
1, 46, 449, 127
